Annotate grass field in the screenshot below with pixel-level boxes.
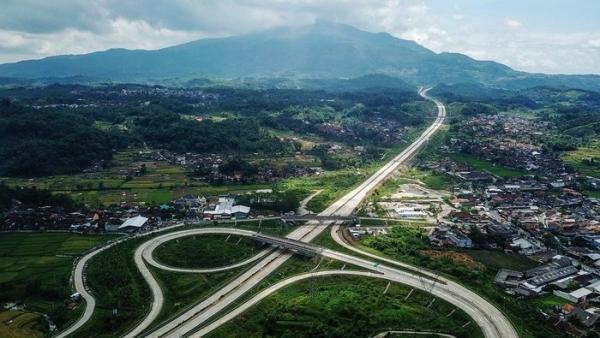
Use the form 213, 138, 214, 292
0, 232, 119, 336
396, 167, 453, 190
562, 147, 600, 178
280, 169, 368, 213
450, 153, 526, 178
207, 276, 482, 338
153, 234, 264, 269
0, 311, 46, 338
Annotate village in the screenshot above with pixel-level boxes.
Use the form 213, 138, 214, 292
0, 192, 256, 233
345, 113, 600, 336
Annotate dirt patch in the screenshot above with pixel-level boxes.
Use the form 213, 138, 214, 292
420, 250, 484, 270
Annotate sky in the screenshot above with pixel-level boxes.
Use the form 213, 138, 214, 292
1, 0, 599, 74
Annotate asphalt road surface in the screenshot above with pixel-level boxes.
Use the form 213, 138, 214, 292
142, 87, 455, 338
54, 223, 185, 338
56, 88, 518, 338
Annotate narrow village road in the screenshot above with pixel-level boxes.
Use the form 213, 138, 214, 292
297, 189, 323, 215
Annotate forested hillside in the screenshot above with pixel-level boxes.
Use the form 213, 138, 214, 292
0, 85, 426, 177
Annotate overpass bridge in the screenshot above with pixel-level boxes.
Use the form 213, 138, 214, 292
281, 214, 357, 223
252, 233, 323, 257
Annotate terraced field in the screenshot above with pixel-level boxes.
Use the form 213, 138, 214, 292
0, 232, 119, 336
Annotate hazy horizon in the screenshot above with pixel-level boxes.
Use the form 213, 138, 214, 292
1, 0, 599, 75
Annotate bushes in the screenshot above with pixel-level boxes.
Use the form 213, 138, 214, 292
0, 182, 79, 212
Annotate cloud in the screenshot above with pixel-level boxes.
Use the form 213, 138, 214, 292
0, 0, 599, 74
586, 38, 600, 48
505, 19, 523, 29
0, 19, 204, 63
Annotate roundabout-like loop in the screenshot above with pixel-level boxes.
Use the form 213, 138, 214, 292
125, 227, 267, 338
143, 228, 272, 273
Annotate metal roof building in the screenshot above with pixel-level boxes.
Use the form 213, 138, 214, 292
119, 215, 149, 229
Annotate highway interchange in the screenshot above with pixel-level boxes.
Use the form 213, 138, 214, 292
57, 88, 519, 338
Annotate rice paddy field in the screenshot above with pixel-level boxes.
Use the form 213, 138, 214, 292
562, 146, 600, 178
1, 150, 271, 208
0, 232, 119, 336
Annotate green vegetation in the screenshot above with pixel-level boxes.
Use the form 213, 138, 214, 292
0, 83, 432, 212
586, 190, 600, 198
77, 236, 152, 337
0, 85, 426, 179
0, 100, 126, 177
395, 168, 453, 191
278, 169, 368, 213
0, 311, 46, 338
460, 102, 498, 116
0, 232, 119, 335
76, 221, 293, 336
2, 153, 272, 208
136, 109, 296, 155
207, 276, 482, 338
153, 234, 264, 269
450, 153, 526, 178
360, 226, 565, 338
0, 182, 79, 212
562, 147, 600, 178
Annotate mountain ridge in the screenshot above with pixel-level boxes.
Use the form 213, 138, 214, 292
1, 21, 599, 91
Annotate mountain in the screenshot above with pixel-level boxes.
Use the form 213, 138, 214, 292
1, 21, 599, 91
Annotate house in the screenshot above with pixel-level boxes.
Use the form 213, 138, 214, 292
572, 307, 600, 327
457, 171, 494, 182
554, 287, 593, 303
428, 227, 473, 248
203, 197, 250, 219
520, 265, 579, 294
174, 195, 207, 209
231, 205, 251, 219
447, 231, 473, 248
119, 215, 148, 231
510, 237, 544, 255
549, 180, 566, 189
503, 184, 521, 193
494, 269, 524, 288
394, 207, 428, 218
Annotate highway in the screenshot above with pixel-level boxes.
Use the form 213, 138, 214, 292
140, 87, 453, 338
188, 269, 462, 337
124, 228, 274, 338
53, 223, 185, 338
57, 88, 518, 338
142, 229, 272, 274
145, 227, 516, 338
120, 224, 516, 338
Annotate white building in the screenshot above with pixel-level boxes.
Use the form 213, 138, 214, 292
204, 197, 250, 219
119, 215, 148, 231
